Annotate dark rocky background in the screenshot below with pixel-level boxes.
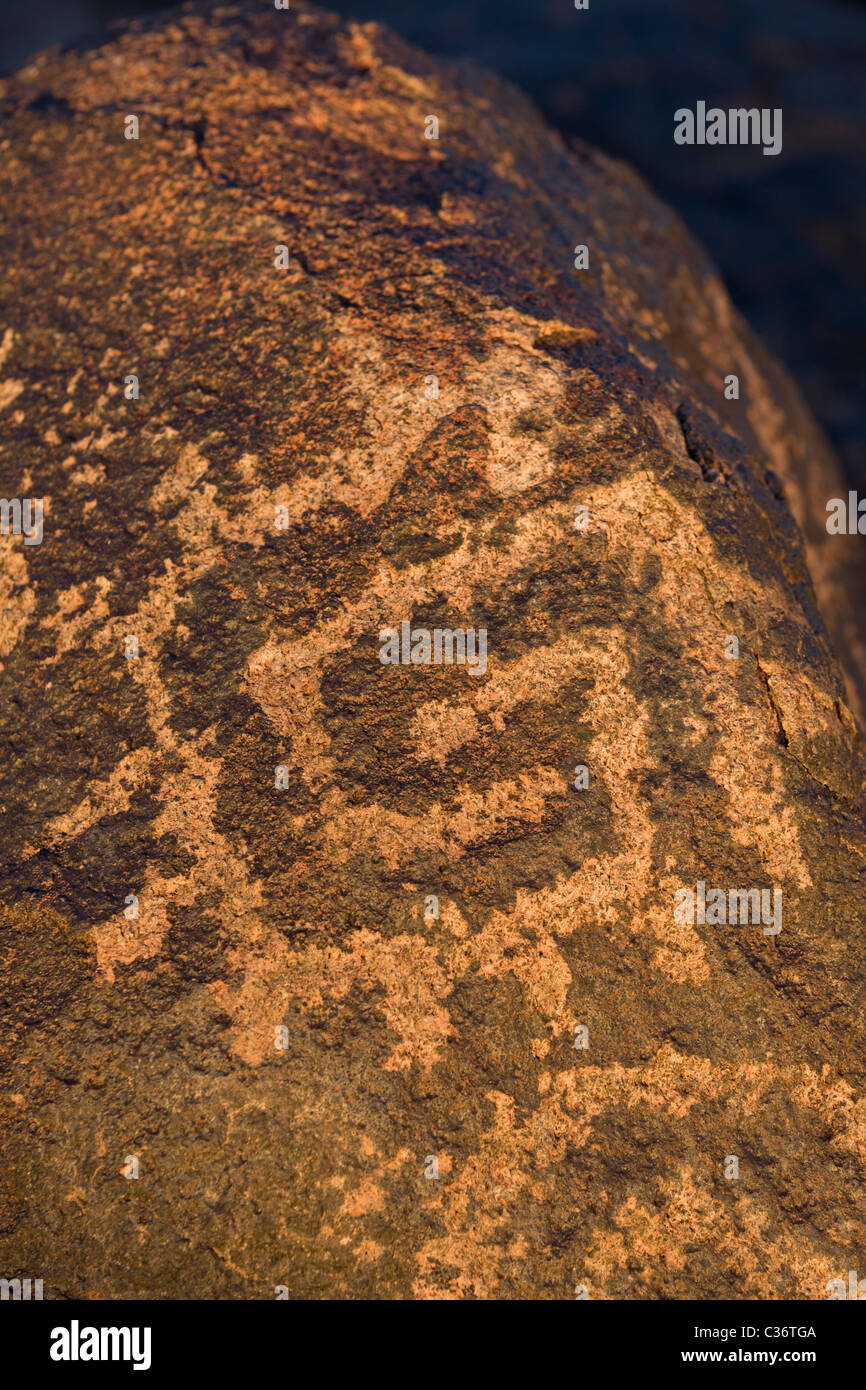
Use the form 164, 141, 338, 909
3, 0, 865, 498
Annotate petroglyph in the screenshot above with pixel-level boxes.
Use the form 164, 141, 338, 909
1, 0, 866, 1302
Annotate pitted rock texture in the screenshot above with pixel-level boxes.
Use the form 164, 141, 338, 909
1, 0, 866, 1300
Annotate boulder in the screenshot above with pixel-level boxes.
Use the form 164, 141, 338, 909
1, 0, 865, 1299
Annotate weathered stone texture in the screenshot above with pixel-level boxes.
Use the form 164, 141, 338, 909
1, 1, 865, 1299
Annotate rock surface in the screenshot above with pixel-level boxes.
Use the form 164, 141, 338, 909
6, 0, 866, 504
1, 0, 866, 1299
335, 0, 866, 500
